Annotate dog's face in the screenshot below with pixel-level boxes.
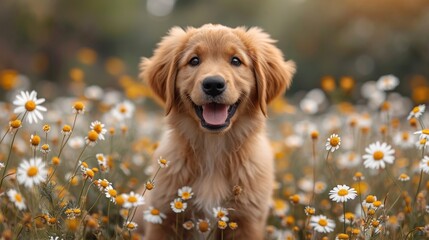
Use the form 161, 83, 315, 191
141, 24, 295, 133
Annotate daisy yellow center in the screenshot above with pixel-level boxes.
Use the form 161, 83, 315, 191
10, 119, 21, 128
218, 221, 227, 228
31, 135, 41, 145
345, 212, 354, 219
174, 201, 183, 209
97, 155, 104, 161
217, 212, 225, 218
128, 196, 137, 203
318, 219, 328, 227
420, 138, 427, 144
108, 189, 117, 197
159, 159, 167, 165
274, 200, 285, 210
85, 169, 94, 178
27, 166, 38, 177
73, 102, 84, 111
115, 196, 124, 205
15, 194, 22, 202
119, 105, 127, 113
87, 130, 99, 142
229, 222, 238, 229
337, 233, 349, 239
198, 221, 209, 232
182, 192, 191, 199
338, 189, 349, 196
42, 144, 49, 151
423, 129, 429, 135
100, 180, 109, 188
366, 195, 375, 203
412, 107, 420, 113
150, 208, 160, 216
373, 151, 384, 161
402, 132, 409, 140
399, 173, 409, 179
43, 125, 50, 132
330, 137, 340, 146
127, 223, 135, 229
62, 125, 72, 132
25, 100, 36, 111
146, 182, 154, 190
93, 124, 102, 133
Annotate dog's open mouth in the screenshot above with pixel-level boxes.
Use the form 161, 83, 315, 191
194, 102, 239, 130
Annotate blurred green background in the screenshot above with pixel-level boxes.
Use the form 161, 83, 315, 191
1, 0, 429, 95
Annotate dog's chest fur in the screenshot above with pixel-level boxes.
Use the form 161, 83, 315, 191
151, 116, 273, 216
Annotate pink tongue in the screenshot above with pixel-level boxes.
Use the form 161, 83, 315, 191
202, 103, 229, 125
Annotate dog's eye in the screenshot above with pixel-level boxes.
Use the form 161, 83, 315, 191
189, 57, 200, 66
231, 57, 242, 66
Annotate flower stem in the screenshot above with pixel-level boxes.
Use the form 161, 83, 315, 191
0, 126, 19, 189
343, 201, 346, 233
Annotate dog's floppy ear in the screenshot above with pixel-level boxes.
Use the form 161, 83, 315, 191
245, 27, 296, 116
140, 27, 187, 115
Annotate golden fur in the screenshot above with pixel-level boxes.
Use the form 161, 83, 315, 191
137, 24, 295, 239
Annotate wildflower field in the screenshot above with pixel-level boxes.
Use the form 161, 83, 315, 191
1, 56, 429, 240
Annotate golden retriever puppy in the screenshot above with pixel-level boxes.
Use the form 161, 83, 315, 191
137, 24, 295, 239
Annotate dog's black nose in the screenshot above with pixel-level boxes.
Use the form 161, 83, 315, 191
202, 76, 226, 97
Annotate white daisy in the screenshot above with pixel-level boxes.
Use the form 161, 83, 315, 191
170, 198, 187, 213
13, 90, 47, 124
123, 221, 138, 231
326, 134, 341, 152
309, 215, 335, 233
338, 212, 355, 224
362, 195, 377, 209
143, 206, 167, 224
196, 219, 211, 233
419, 156, 429, 174
49, 236, 63, 240
393, 131, 415, 149
217, 220, 227, 230
96, 179, 111, 192
329, 185, 357, 203
111, 100, 135, 121
96, 153, 109, 172
16, 157, 47, 188
314, 181, 327, 194
178, 186, 194, 200
72, 101, 85, 114
157, 156, 170, 168
398, 173, 410, 182
273, 199, 289, 217
85, 130, 99, 147
337, 151, 361, 169
414, 129, 429, 140
407, 104, 426, 120
213, 207, 229, 222
90, 121, 107, 140
123, 191, 145, 209
7, 189, 26, 210
362, 141, 395, 170
416, 138, 429, 150
104, 186, 118, 203
284, 134, 304, 148
183, 220, 195, 230
300, 98, 319, 114
376, 74, 399, 91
